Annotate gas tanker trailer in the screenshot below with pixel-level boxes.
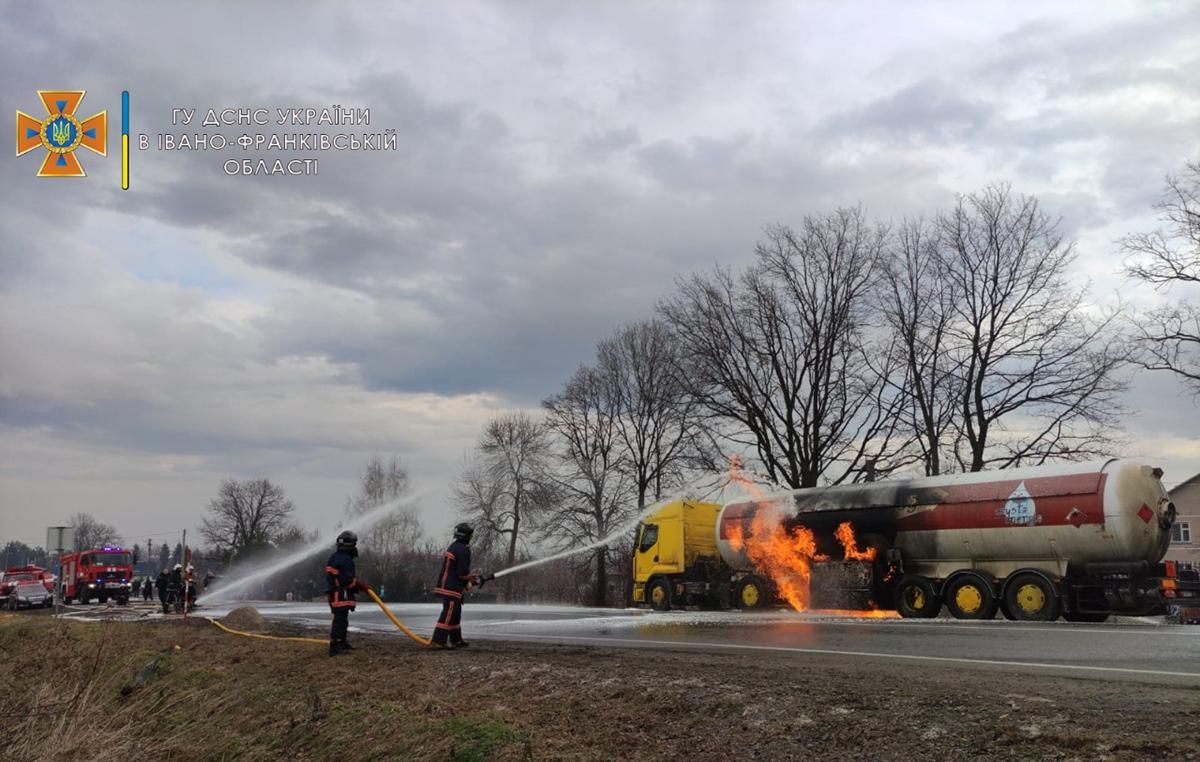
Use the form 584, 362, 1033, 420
632, 459, 1200, 622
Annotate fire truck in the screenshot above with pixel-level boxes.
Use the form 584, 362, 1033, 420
0, 565, 54, 598
59, 547, 135, 605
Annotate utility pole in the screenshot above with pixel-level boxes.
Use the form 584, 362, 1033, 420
46, 526, 74, 618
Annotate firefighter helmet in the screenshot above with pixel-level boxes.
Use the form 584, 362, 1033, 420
336, 530, 358, 556
454, 522, 474, 544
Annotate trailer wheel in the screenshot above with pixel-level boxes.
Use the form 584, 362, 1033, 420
943, 573, 998, 620
735, 576, 768, 610
646, 578, 672, 611
895, 576, 940, 618
1003, 572, 1061, 621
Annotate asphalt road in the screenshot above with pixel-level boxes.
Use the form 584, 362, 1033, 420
194, 600, 1200, 685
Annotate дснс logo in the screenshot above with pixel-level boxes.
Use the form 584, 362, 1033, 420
16, 90, 106, 177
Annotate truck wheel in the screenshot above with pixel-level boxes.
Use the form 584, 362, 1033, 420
943, 573, 998, 620
646, 578, 672, 611
1003, 573, 1061, 621
895, 576, 940, 618
735, 576, 768, 610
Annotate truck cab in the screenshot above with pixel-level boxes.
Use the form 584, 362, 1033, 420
633, 499, 729, 610
60, 547, 134, 605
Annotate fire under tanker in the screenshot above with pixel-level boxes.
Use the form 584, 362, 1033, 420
632, 459, 1200, 622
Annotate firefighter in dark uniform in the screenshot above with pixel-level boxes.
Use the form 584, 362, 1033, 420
155, 569, 170, 613
325, 530, 367, 657
167, 564, 183, 613
430, 522, 479, 649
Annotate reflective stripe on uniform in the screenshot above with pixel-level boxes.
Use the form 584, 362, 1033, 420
435, 600, 458, 630
438, 553, 454, 590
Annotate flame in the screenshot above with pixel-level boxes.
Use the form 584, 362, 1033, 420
835, 521, 877, 561
729, 509, 827, 611
810, 608, 900, 619
726, 454, 765, 498
725, 457, 885, 613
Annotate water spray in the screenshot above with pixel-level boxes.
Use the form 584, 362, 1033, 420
200, 490, 429, 605
484, 491, 693, 582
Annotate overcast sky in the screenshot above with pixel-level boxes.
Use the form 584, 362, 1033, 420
2, 2, 1198, 550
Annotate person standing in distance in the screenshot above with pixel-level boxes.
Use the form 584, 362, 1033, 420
429, 522, 479, 650
325, 530, 367, 657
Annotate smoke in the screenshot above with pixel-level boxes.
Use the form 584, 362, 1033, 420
199, 490, 429, 604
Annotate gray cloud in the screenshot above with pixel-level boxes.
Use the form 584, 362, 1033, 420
2, 2, 1199, 545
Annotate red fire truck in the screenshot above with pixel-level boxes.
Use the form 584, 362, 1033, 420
0, 565, 54, 598
59, 547, 134, 605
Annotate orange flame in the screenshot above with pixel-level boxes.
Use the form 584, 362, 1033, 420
725, 457, 884, 613
728, 510, 828, 611
835, 521, 877, 562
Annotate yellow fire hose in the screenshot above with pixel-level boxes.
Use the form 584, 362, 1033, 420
207, 617, 328, 644
364, 587, 430, 646
205, 587, 431, 647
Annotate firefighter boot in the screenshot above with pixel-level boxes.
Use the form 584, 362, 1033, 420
328, 640, 349, 657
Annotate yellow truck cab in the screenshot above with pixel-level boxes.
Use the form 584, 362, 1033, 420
632, 499, 729, 610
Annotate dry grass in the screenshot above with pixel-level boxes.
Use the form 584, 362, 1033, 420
1, 615, 1198, 761
0, 617, 535, 762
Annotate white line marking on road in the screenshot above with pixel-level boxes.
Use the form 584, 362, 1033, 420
493, 633, 1200, 679
793, 619, 1197, 637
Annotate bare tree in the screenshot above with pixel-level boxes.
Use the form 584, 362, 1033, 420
1122, 161, 1200, 395
660, 209, 907, 488
453, 412, 554, 601
880, 219, 962, 475
346, 455, 423, 592
200, 479, 296, 557
937, 184, 1130, 470
67, 512, 120, 551
597, 319, 699, 509
543, 365, 634, 607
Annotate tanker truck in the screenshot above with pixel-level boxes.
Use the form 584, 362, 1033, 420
632, 459, 1200, 622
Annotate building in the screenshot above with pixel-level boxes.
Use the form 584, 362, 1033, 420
1165, 472, 1200, 564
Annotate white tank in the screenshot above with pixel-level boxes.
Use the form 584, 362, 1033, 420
716, 459, 1175, 574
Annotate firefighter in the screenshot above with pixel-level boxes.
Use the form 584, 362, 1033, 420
429, 522, 479, 650
168, 564, 183, 613
185, 564, 198, 610
325, 530, 367, 657
156, 569, 170, 613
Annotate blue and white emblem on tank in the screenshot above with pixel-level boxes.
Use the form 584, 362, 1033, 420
1002, 481, 1037, 525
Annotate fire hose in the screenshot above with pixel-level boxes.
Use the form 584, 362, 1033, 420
363, 587, 429, 646
205, 585, 437, 647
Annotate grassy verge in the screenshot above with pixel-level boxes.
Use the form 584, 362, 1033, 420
2, 615, 1198, 761
0, 617, 533, 761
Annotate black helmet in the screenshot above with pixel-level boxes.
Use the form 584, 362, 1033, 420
453, 522, 474, 543
336, 530, 358, 556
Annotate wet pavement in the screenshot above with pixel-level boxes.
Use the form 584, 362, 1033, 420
190, 600, 1200, 684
